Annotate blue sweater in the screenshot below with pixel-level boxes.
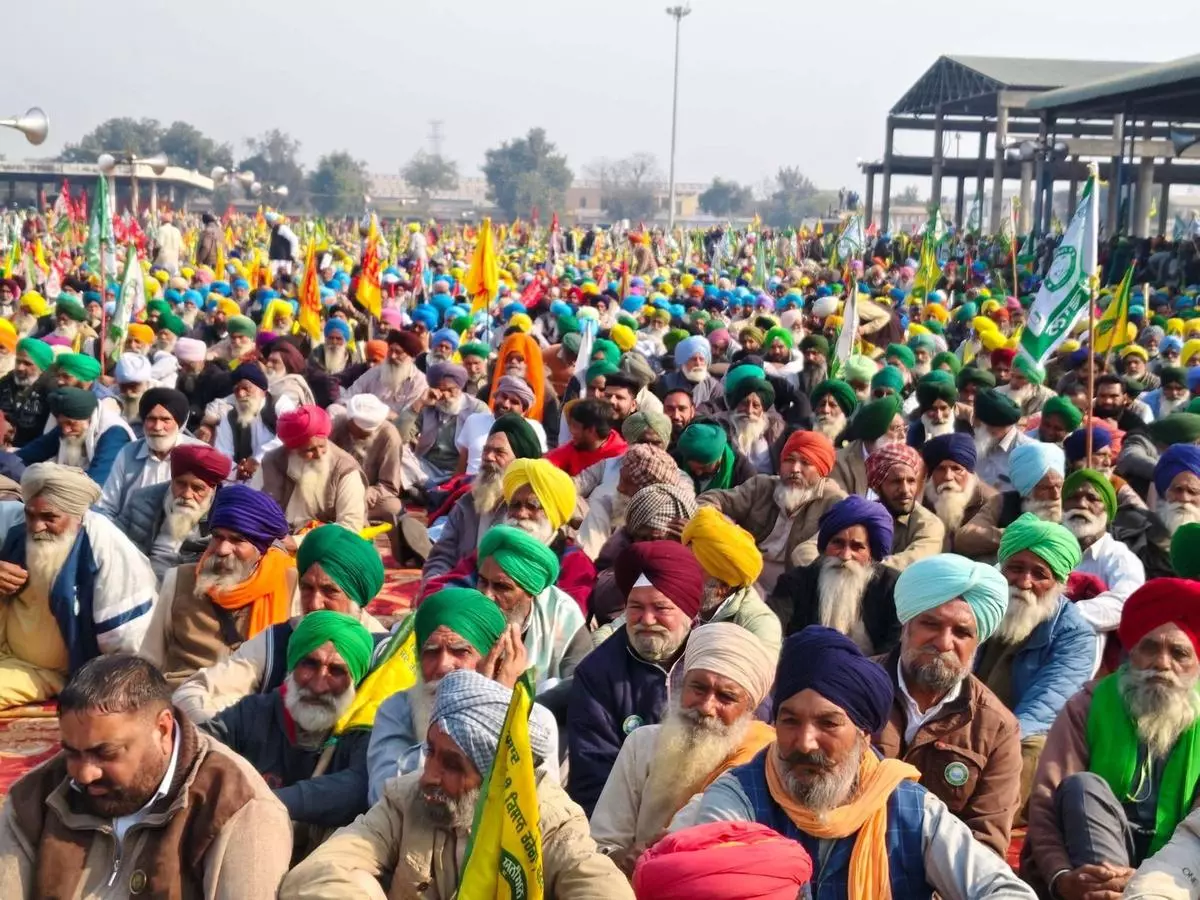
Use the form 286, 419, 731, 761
17, 424, 131, 486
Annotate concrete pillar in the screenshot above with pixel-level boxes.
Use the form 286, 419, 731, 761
931, 108, 945, 207
1158, 174, 1171, 236
954, 176, 966, 229
1106, 115, 1125, 237
5, 180, 13, 203
990, 101, 1008, 233
1018, 161, 1034, 233
863, 171, 875, 230
880, 121, 895, 233
1067, 178, 1079, 218
1133, 157, 1155, 238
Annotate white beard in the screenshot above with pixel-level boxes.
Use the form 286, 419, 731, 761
58, 434, 87, 469
611, 492, 631, 529
974, 425, 997, 457
324, 344, 348, 375
1120, 666, 1200, 760
503, 514, 555, 546
14, 312, 38, 337
471, 467, 505, 515
437, 394, 465, 416
816, 557, 875, 652
813, 411, 846, 442
409, 677, 441, 739
1022, 497, 1062, 524
288, 453, 332, 515
283, 673, 355, 738
54, 322, 80, 342
1159, 501, 1200, 535
162, 492, 213, 542
681, 365, 708, 384
0, 353, 14, 378
774, 481, 817, 517
1159, 395, 1189, 417
194, 550, 259, 597
925, 475, 976, 533
1063, 507, 1108, 544
912, 363, 931, 379
381, 359, 413, 393
235, 393, 265, 426
24, 527, 79, 604
145, 432, 177, 455
1005, 382, 1034, 408
921, 413, 954, 440
181, 309, 199, 328
995, 583, 1062, 645
733, 412, 768, 454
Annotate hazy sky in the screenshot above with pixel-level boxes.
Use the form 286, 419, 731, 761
3, 0, 1196, 195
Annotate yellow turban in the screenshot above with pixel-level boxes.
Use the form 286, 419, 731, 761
0, 319, 15, 353
1121, 344, 1149, 361
610, 323, 637, 352
181, 266, 195, 279
980, 329, 1007, 352
1187, 319, 1200, 338
153, 270, 169, 284
980, 299, 1001, 316
1168, 317, 1185, 337
972, 315, 998, 335
20, 292, 48, 317
924, 303, 950, 324
681, 507, 763, 588
501, 459, 576, 532
509, 313, 533, 334
1183, 339, 1200, 368
218, 298, 240, 317
1059, 339, 1081, 354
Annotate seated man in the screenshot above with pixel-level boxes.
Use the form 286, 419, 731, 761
1063, 424, 1146, 511
546, 397, 628, 477
978, 514, 1096, 811
16, 387, 133, 486
1024, 578, 1200, 900
657, 333, 724, 414
568, 541, 703, 816
681, 507, 782, 655
722, 365, 784, 475
675, 421, 757, 493
830, 393, 907, 496
173, 523, 387, 723
573, 409, 674, 504
0, 655, 291, 897
0, 463, 157, 709
662, 385, 696, 446
1117, 444, 1200, 580
280, 669, 631, 900
906, 370, 968, 447
116, 444, 232, 580
875, 554, 1022, 856
770, 495, 901, 653
958, 441, 1065, 561
212, 362, 277, 482
810, 378, 858, 442
866, 443, 945, 570
342, 327, 428, 420
921, 433, 996, 552
698, 430, 844, 593
201, 610, 374, 828
97, 387, 197, 518
455, 374, 548, 475
330, 393, 405, 543
1036, 394, 1084, 445
590, 622, 777, 873
409, 361, 487, 488
140, 484, 294, 686
690, 627, 1035, 898
0, 337, 53, 448
997, 355, 1057, 417
973, 387, 1034, 492
577, 443, 680, 560
256, 404, 367, 533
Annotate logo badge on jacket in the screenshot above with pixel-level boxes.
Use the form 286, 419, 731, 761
622, 715, 644, 735
944, 761, 969, 787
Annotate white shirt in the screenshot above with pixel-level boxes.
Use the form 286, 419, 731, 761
455, 410, 547, 475
897, 658, 963, 745
113, 722, 180, 844
1073, 532, 1146, 634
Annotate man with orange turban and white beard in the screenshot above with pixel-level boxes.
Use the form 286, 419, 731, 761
252, 404, 367, 533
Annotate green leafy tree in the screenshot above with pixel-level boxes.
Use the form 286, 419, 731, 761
239, 129, 308, 207
764, 166, 830, 227
402, 151, 458, 199
158, 121, 234, 171
893, 184, 922, 205
482, 128, 572, 220
58, 117, 164, 162
699, 177, 754, 216
308, 151, 370, 217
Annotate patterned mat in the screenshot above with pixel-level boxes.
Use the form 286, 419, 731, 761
0, 712, 60, 797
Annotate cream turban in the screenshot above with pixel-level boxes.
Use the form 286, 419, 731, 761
21, 462, 102, 517
683, 622, 777, 708
346, 394, 389, 432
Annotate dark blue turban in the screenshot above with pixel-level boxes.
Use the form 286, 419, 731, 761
816, 495, 894, 561
231, 362, 268, 393
773, 626, 893, 733
1063, 426, 1113, 465
1156, 445, 1200, 497
920, 433, 976, 474
209, 483, 289, 552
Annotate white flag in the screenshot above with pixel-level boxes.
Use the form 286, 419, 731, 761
833, 281, 859, 365
836, 215, 865, 260
109, 243, 144, 363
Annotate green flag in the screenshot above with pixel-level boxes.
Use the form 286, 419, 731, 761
109, 244, 144, 364
83, 175, 113, 275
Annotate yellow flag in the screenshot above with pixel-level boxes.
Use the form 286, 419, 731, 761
464, 217, 499, 315
909, 237, 942, 304
1093, 265, 1133, 354
297, 239, 323, 343
333, 615, 417, 735
356, 214, 383, 319
458, 673, 543, 900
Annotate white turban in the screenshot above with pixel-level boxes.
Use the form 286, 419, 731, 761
114, 352, 152, 385
173, 338, 207, 364
812, 296, 839, 319
683, 622, 778, 708
21, 462, 101, 517
346, 394, 388, 432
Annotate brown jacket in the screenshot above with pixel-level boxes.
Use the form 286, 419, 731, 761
330, 416, 404, 506
0, 714, 291, 900
830, 439, 870, 497
922, 480, 998, 553
874, 649, 1022, 857
260, 441, 368, 528
698, 474, 846, 568
884, 503, 947, 572
955, 488, 1023, 562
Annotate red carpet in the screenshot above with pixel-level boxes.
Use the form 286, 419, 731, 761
0, 709, 60, 797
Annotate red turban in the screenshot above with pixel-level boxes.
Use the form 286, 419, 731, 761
1118, 578, 1200, 654
866, 443, 924, 494
781, 431, 835, 477
613, 540, 704, 618
991, 347, 1017, 368
170, 444, 232, 486
276, 404, 332, 450
632, 822, 813, 900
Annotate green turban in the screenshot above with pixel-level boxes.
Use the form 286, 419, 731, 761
48, 387, 98, 420
954, 302, 979, 322
739, 326, 765, 346
957, 367, 996, 392
676, 422, 727, 464
56, 353, 102, 384
924, 320, 945, 336
871, 365, 905, 395
1149, 413, 1200, 447
1042, 396, 1083, 432
885, 342, 916, 370
811, 379, 858, 416
415, 588, 506, 655
622, 410, 672, 446
54, 296, 87, 322
479, 524, 560, 596
296, 524, 385, 607
459, 341, 490, 360
843, 354, 877, 385
1159, 366, 1188, 389
158, 312, 187, 337
489, 413, 542, 460
286, 610, 374, 684
663, 328, 689, 353
146, 298, 171, 317
562, 333, 582, 355
848, 394, 902, 442
556, 315, 580, 337
908, 333, 936, 354
800, 334, 830, 357
1063, 469, 1117, 522
974, 388, 1021, 427
226, 315, 257, 338
764, 326, 794, 351
16, 337, 52, 371
1170, 523, 1200, 580
998, 513, 1082, 583
1014, 356, 1046, 385
727, 374, 775, 410
586, 359, 619, 383
932, 351, 962, 375
915, 370, 958, 410
451, 315, 472, 334
592, 338, 620, 367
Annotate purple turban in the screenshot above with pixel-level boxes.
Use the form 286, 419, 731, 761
774, 626, 893, 733
920, 433, 976, 474
1063, 426, 1113, 465
1156, 445, 1200, 497
427, 362, 468, 390
209, 483, 289, 552
816, 495, 894, 560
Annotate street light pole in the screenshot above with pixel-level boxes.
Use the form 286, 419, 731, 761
665, 4, 691, 231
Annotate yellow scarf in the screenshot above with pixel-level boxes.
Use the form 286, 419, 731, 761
699, 721, 777, 793
764, 746, 920, 900
205, 546, 295, 639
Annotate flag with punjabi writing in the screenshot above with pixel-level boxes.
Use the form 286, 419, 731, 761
333, 614, 417, 735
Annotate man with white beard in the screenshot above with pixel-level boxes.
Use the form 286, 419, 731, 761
654, 334, 725, 414
255, 404, 367, 533
721, 365, 784, 475
907, 370, 968, 447
977, 514, 1096, 814
343, 327, 428, 422
1026, 579, 1200, 900
1139, 364, 1189, 420
997, 356, 1057, 417
958, 441, 1065, 561
49, 295, 94, 354
1118, 444, 1200, 581
212, 363, 277, 482
590, 623, 778, 873
16, 386, 133, 486
407, 362, 487, 490
972, 386, 1034, 492
921, 433, 997, 551
0, 463, 157, 709
96, 387, 198, 518
770, 495, 901, 654
810, 378, 857, 443
200, 610, 376, 829
0, 336, 53, 447
116, 444, 232, 580
308, 317, 357, 378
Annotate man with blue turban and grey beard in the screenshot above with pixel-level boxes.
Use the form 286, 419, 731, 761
655, 335, 725, 414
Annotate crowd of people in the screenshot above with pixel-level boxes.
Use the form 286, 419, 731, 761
0, 203, 1199, 898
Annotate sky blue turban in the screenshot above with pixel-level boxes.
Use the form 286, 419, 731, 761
209, 484, 289, 552
894, 554, 1010, 642
430, 327, 460, 350
1008, 442, 1065, 497
674, 335, 712, 368
324, 318, 351, 342
774, 626, 893, 733
1162, 335, 1184, 355
411, 304, 438, 330
1156, 444, 1200, 497
816, 496, 894, 560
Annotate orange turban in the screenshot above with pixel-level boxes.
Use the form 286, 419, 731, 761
0, 320, 15, 353
365, 340, 388, 363
127, 323, 155, 345
490, 333, 545, 420
781, 431, 835, 477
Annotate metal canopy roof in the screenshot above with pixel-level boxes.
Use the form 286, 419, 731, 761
891, 55, 1150, 117
1026, 54, 1200, 119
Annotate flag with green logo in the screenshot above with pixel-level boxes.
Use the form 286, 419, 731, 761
109, 243, 144, 363
83, 174, 114, 275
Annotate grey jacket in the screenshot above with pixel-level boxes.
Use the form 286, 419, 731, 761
115, 481, 207, 581
420, 493, 508, 588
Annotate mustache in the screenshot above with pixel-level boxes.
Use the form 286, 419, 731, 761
782, 750, 837, 770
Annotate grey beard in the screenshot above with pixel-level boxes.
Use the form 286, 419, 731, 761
816, 557, 874, 652
733, 413, 768, 454
415, 784, 480, 831
775, 740, 863, 813
921, 413, 954, 439
324, 344, 348, 374
1063, 508, 1108, 543
472, 469, 505, 514
235, 394, 265, 426
774, 481, 817, 517
1022, 497, 1062, 524
995, 584, 1062, 645
901, 641, 972, 696
813, 412, 846, 442
381, 360, 412, 393
162, 493, 212, 542
1120, 666, 1200, 759
1159, 395, 1189, 417
58, 434, 87, 469
194, 551, 259, 597
1160, 501, 1200, 535
925, 476, 976, 533
283, 673, 355, 740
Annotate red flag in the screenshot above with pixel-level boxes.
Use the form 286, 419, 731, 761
520, 277, 545, 309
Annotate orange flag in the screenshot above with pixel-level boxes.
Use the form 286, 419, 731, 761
298, 240, 323, 342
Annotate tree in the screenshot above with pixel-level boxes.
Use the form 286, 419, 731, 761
58, 117, 164, 162
402, 150, 458, 198
158, 121, 234, 172
893, 184, 922, 205
699, 177, 754, 216
239, 129, 308, 207
763, 166, 831, 227
482, 128, 572, 221
308, 152, 370, 217
587, 153, 661, 221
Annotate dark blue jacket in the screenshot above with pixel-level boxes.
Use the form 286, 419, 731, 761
566, 627, 673, 816
17, 424, 131, 486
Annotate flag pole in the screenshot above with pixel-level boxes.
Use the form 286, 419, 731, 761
1086, 283, 1096, 468
1010, 200, 1019, 300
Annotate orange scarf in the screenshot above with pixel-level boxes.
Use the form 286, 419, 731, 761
205, 546, 295, 639
699, 721, 777, 793
764, 746, 920, 900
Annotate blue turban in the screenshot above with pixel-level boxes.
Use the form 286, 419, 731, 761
210, 281, 231, 297
773, 626, 893, 733
621, 296, 644, 314
1062, 427, 1112, 465
182, 289, 203, 307
1155, 445, 1200, 497
921, 433, 977, 474
209, 484, 289, 552
412, 305, 438, 330
1187, 368, 1200, 394
816, 496, 894, 561
430, 293, 454, 313
163, 288, 182, 304
501, 302, 524, 321
231, 362, 268, 393
1162, 335, 1184, 355
1008, 442, 1065, 497
894, 554, 1010, 642
430, 327, 460, 350
674, 335, 712, 368
324, 318, 352, 342
232, 277, 249, 291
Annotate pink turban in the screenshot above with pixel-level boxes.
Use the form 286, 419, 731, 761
276, 404, 332, 450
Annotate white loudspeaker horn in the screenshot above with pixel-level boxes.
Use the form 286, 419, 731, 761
1171, 130, 1199, 157
0, 107, 49, 145
139, 153, 168, 175
210, 166, 229, 185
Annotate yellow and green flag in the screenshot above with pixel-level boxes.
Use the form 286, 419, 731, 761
908, 236, 941, 304
333, 614, 417, 735
1093, 264, 1133, 355
458, 672, 544, 900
